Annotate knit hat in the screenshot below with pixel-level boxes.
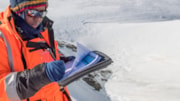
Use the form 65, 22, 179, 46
10, 0, 48, 14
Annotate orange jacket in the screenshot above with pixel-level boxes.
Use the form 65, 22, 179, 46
0, 6, 70, 101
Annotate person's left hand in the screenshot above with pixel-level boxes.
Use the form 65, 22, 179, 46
45, 60, 65, 82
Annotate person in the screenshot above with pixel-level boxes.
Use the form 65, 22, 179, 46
0, 0, 74, 101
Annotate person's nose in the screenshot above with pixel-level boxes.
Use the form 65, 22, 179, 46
33, 16, 42, 22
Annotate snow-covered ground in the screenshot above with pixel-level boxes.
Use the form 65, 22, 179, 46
89, 21, 180, 101
1, 0, 180, 101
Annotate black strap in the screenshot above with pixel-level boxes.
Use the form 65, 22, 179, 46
26, 41, 49, 52
60, 87, 72, 101
42, 17, 56, 59
18, 39, 27, 70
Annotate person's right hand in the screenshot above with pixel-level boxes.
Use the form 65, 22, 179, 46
45, 60, 65, 82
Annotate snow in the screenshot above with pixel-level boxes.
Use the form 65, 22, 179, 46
88, 21, 180, 101
68, 79, 110, 101
1, 0, 180, 101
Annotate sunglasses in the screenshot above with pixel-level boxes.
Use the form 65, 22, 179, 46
26, 9, 47, 18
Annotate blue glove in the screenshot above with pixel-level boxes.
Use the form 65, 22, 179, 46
45, 60, 65, 82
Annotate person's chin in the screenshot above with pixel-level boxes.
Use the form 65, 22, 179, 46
31, 25, 38, 29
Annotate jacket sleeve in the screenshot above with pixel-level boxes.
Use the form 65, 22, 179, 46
0, 37, 19, 101
16, 63, 51, 99
0, 38, 51, 100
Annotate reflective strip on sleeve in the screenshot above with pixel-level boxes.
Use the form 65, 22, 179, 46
0, 32, 15, 72
5, 72, 21, 101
